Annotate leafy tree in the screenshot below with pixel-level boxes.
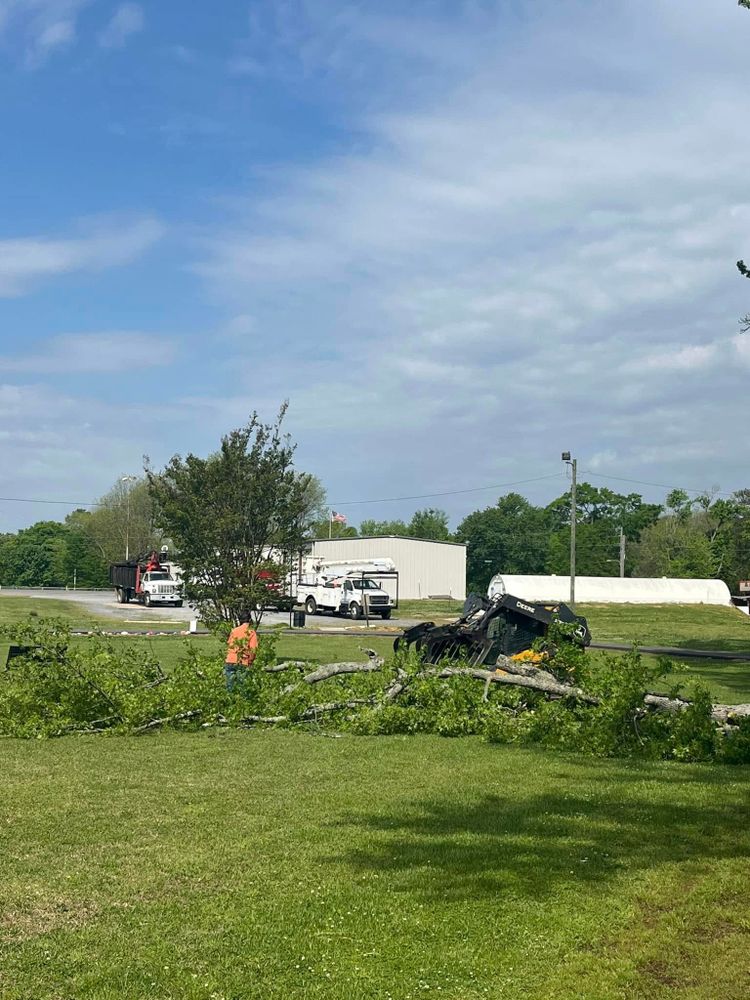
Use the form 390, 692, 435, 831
456, 493, 551, 593
0, 521, 69, 587
84, 477, 162, 565
407, 508, 452, 541
298, 474, 328, 525
737, 259, 750, 332
706, 490, 750, 591
147, 405, 312, 627
547, 483, 661, 537
359, 518, 409, 536
311, 518, 358, 539
546, 521, 627, 576
62, 510, 109, 587
631, 516, 718, 578
545, 483, 661, 577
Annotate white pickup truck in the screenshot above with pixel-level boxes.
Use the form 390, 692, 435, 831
297, 559, 397, 620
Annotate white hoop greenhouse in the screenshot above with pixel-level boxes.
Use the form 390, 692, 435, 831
487, 575, 731, 605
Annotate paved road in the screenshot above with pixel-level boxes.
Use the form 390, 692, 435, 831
0, 588, 420, 630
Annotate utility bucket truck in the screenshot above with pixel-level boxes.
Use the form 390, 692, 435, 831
297, 558, 398, 620
109, 551, 184, 608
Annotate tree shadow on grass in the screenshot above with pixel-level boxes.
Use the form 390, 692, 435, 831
328, 766, 750, 903
655, 659, 750, 700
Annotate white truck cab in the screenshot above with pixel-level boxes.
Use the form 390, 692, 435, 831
139, 571, 183, 607
297, 558, 397, 620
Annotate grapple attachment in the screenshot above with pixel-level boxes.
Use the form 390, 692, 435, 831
394, 593, 590, 667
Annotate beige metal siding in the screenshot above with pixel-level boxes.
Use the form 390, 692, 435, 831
310, 537, 466, 601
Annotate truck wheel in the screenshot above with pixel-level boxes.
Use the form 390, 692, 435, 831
349, 602, 361, 620
380, 608, 392, 620
305, 597, 317, 615
144, 593, 151, 608
175, 601, 183, 608
116, 588, 124, 604
123, 590, 130, 604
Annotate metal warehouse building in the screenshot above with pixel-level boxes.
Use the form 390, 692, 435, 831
310, 536, 467, 601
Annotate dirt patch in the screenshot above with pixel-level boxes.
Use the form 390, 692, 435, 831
0, 898, 100, 943
638, 957, 693, 988
687, 918, 749, 944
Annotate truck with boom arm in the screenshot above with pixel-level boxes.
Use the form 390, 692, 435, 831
296, 558, 398, 620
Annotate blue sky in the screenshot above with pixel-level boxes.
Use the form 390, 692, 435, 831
1, 0, 749, 532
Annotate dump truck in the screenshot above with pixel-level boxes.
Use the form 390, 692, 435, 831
395, 592, 590, 666
109, 551, 184, 608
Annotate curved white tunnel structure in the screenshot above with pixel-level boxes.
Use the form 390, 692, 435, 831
488, 575, 732, 605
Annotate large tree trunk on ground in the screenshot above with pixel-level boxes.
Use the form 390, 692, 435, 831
241, 655, 750, 729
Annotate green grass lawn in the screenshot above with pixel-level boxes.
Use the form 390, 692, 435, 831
397, 598, 464, 619
1, 732, 748, 1000
580, 602, 750, 653
0, 595, 117, 629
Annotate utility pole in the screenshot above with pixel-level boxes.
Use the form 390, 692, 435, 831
619, 526, 626, 578
121, 475, 137, 561
562, 452, 577, 608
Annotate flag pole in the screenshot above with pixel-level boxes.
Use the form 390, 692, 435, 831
329, 510, 332, 540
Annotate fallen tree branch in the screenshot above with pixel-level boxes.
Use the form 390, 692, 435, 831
242, 714, 288, 725
241, 699, 374, 728
302, 698, 373, 718
302, 659, 384, 685
133, 709, 202, 734
264, 661, 308, 673
643, 694, 750, 724
436, 665, 600, 705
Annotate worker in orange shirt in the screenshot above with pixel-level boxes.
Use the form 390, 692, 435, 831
225, 613, 259, 691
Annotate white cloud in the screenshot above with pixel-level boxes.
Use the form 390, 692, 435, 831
194, 0, 750, 518
0, 333, 176, 374
733, 334, 750, 367
0, 216, 164, 296
0, 381, 158, 530
0, 0, 91, 65
98, 2, 143, 49
632, 343, 719, 373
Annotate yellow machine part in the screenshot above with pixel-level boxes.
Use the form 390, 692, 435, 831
510, 648, 548, 665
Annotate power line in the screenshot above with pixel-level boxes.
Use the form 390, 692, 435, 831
579, 471, 737, 499
0, 496, 100, 508
330, 473, 565, 507
0, 469, 740, 513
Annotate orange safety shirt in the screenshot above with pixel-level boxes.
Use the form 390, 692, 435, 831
226, 623, 259, 667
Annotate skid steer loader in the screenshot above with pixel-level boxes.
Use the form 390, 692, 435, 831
395, 593, 591, 667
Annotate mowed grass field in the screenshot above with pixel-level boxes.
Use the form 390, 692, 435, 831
2, 732, 750, 1000
1, 595, 750, 998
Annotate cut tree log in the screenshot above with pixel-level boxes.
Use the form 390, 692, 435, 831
301, 659, 384, 685
262, 654, 750, 727
643, 693, 750, 724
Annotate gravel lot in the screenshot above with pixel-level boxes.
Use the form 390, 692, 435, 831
0, 588, 419, 630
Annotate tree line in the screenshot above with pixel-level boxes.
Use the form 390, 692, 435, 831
1, 429, 748, 600
314, 484, 750, 594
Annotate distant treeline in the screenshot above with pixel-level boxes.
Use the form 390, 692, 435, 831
2, 481, 749, 595
315, 485, 750, 595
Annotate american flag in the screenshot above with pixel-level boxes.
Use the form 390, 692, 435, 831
331, 510, 347, 524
